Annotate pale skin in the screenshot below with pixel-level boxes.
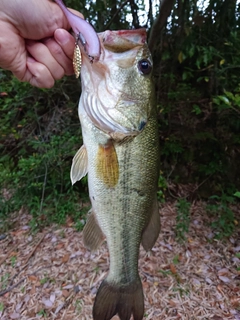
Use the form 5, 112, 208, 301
0, 0, 83, 88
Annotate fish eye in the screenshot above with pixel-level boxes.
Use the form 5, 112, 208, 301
137, 59, 152, 75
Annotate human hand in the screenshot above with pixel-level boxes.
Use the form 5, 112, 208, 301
0, 0, 83, 88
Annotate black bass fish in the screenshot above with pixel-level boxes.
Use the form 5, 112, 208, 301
72, 29, 160, 320
54, 2, 160, 320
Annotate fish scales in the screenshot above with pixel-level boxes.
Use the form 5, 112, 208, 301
71, 29, 160, 320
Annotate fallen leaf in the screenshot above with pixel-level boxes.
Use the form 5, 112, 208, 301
9, 313, 20, 319
9, 250, 17, 257
218, 275, 231, 283
30, 285, 36, 295
230, 296, 240, 308
54, 303, 65, 315
62, 254, 70, 263
205, 277, 213, 284
28, 275, 38, 282
56, 243, 65, 250
169, 299, 177, 307
192, 278, 201, 287
170, 263, 177, 274
218, 268, 230, 276
62, 284, 74, 289
50, 293, 56, 303
15, 302, 23, 312
62, 289, 70, 298
42, 297, 53, 308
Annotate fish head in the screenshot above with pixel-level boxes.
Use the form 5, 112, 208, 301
80, 29, 155, 137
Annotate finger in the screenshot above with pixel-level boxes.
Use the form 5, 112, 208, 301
26, 40, 65, 80
25, 57, 55, 88
44, 30, 75, 75
54, 28, 75, 60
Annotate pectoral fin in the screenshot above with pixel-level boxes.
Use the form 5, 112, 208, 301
96, 141, 119, 188
70, 145, 88, 185
141, 196, 160, 251
83, 210, 105, 251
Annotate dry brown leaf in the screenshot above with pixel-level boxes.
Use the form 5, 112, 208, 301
170, 263, 177, 274
29, 285, 36, 295
28, 275, 38, 282
218, 268, 230, 276
169, 299, 177, 307
62, 289, 70, 298
62, 254, 70, 263
56, 243, 65, 250
230, 296, 240, 308
9, 251, 18, 257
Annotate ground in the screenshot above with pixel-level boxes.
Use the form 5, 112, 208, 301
0, 201, 240, 320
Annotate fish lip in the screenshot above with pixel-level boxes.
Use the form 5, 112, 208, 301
100, 29, 147, 45
79, 28, 148, 63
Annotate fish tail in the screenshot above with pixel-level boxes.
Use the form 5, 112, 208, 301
93, 277, 144, 320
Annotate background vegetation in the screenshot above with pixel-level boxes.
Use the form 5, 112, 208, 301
1, 0, 240, 236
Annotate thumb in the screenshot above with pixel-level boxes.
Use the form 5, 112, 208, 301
54, 28, 75, 60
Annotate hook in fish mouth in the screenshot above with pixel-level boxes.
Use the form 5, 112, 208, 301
75, 33, 95, 63
54, 0, 101, 62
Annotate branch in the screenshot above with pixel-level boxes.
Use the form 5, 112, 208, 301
0, 265, 51, 297
129, 0, 140, 28
148, 0, 175, 52
105, 0, 129, 30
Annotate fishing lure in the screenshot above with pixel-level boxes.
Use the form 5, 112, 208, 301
73, 36, 82, 78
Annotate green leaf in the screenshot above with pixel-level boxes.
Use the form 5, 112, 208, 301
234, 192, 240, 198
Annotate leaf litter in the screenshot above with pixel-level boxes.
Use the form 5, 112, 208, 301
0, 201, 240, 320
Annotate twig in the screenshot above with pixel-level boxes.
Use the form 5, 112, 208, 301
25, 232, 46, 264
7, 233, 46, 286
0, 265, 51, 297
105, 0, 129, 29
40, 163, 48, 214
0, 278, 26, 297
9, 263, 29, 286
59, 291, 75, 319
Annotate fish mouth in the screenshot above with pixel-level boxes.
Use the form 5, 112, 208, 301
99, 29, 147, 53
79, 29, 147, 61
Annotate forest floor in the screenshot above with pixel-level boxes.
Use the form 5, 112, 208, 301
0, 201, 240, 320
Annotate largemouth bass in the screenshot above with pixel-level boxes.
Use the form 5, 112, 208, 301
70, 29, 160, 320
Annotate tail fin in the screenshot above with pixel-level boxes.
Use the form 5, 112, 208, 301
93, 278, 144, 320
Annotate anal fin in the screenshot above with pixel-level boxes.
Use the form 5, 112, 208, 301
70, 144, 88, 185
141, 196, 160, 251
83, 210, 105, 251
